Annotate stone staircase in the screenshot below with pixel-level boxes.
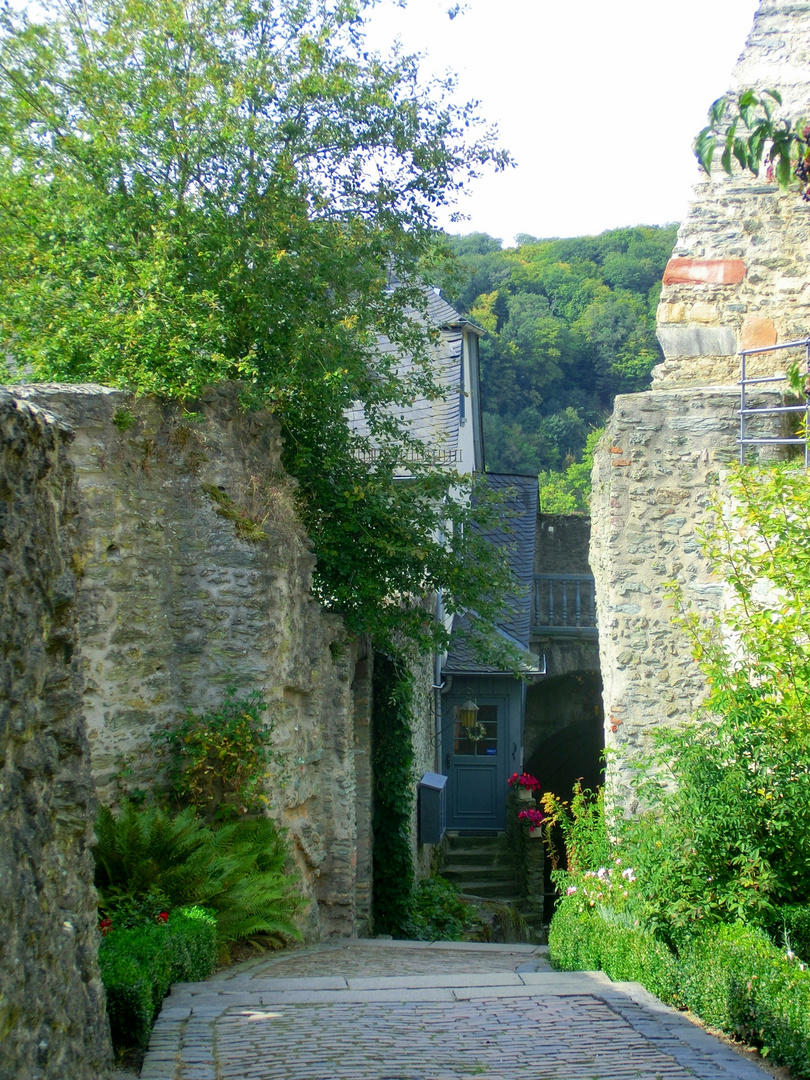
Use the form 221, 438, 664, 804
438, 833, 521, 902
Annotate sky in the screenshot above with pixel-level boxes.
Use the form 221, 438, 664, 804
364, 0, 761, 245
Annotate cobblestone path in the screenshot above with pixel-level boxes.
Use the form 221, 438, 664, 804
139, 940, 771, 1080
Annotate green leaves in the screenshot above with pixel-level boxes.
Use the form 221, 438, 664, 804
694, 87, 806, 195
0, 0, 518, 658
437, 225, 674, 477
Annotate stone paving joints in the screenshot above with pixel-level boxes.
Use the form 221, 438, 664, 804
138, 940, 773, 1080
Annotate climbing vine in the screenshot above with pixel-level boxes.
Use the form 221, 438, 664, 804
371, 650, 415, 936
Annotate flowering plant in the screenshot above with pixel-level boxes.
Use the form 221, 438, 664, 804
518, 808, 545, 831
563, 859, 637, 915
508, 772, 541, 793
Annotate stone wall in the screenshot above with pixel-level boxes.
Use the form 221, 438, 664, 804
591, 386, 783, 802
591, 0, 810, 801
0, 392, 111, 1079
8, 383, 367, 939
655, 0, 810, 389
591, 389, 741, 801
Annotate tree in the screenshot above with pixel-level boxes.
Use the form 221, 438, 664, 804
437, 226, 675, 477
0, 0, 516, 657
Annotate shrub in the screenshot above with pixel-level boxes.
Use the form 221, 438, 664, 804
540, 780, 612, 881
621, 718, 810, 945
550, 903, 810, 1077
404, 877, 472, 942
94, 800, 302, 943
99, 907, 217, 1052
153, 687, 279, 819
548, 897, 680, 1005
761, 903, 810, 962
679, 923, 810, 1076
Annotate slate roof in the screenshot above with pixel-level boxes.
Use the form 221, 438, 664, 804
347, 287, 482, 467
444, 473, 542, 675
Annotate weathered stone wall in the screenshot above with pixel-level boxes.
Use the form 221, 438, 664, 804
591, 387, 783, 802
410, 645, 439, 880
0, 392, 111, 1079
591, 0, 810, 802
8, 383, 366, 939
655, 0, 810, 389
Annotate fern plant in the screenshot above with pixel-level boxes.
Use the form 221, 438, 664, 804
94, 801, 302, 944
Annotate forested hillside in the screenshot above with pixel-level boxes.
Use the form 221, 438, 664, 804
438, 226, 678, 502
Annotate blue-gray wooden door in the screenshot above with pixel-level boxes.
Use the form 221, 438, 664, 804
443, 696, 508, 831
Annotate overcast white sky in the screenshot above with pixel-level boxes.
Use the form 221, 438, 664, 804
365, 0, 761, 245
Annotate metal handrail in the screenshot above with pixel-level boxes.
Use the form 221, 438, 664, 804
739, 337, 810, 466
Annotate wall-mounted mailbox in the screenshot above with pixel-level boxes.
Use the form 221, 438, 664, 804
418, 771, 447, 845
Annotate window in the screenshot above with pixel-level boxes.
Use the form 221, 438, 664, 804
454, 704, 497, 757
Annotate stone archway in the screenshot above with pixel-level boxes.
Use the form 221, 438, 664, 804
523, 672, 604, 801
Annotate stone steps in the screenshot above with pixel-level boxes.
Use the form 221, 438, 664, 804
439, 833, 520, 901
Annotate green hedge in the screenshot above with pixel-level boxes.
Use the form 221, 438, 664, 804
679, 923, 810, 1077
99, 906, 218, 1052
549, 902, 810, 1078
548, 897, 680, 1005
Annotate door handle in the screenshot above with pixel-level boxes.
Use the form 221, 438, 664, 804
445, 753, 451, 770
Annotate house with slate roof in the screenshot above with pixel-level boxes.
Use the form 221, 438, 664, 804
441, 473, 543, 832
350, 285, 543, 835
347, 286, 485, 477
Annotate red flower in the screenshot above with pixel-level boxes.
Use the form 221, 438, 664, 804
518, 808, 545, 831
157, 911, 169, 923
508, 772, 541, 792
99, 917, 113, 936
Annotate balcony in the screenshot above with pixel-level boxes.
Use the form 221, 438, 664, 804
531, 574, 597, 637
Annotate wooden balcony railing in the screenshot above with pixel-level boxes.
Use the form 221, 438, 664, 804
531, 574, 597, 636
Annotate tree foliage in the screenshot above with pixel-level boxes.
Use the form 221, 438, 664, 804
693, 88, 810, 194
0, 0, 517, 656
436, 225, 676, 478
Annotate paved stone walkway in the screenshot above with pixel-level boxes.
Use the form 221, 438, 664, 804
139, 940, 772, 1080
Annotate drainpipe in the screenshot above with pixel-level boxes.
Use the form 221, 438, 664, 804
432, 590, 450, 773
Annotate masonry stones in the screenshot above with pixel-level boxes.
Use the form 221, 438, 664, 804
0, 391, 112, 1080
6, 383, 374, 940
591, 0, 809, 800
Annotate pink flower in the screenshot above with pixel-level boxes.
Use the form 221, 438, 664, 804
517, 808, 545, 831
508, 772, 541, 792
566, 886, 577, 896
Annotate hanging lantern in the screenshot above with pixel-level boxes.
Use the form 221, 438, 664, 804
458, 697, 479, 729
